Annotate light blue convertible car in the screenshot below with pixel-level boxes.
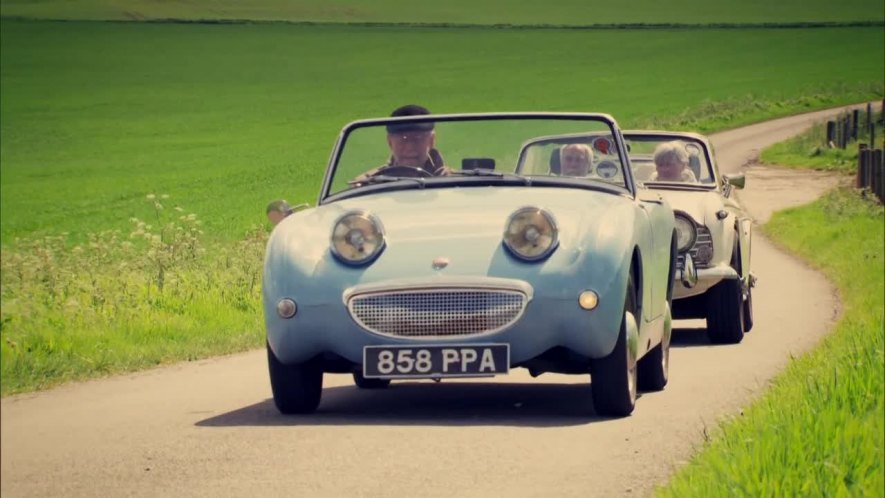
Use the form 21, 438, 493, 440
263, 113, 676, 416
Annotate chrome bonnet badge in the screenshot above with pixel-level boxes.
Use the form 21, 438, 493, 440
432, 257, 449, 270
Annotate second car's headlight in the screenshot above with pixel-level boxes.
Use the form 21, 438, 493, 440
674, 213, 698, 253
503, 207, 559, 261
331, 210, 385, 265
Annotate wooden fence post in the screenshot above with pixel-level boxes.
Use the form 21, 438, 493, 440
826, 120, 836, 147
873, 149, 884, 203
857, 144, 869, 189
852, 109, 859, 140
841, 116, 850, 149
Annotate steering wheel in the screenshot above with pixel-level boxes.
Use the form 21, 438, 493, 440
372, 165, 433, 178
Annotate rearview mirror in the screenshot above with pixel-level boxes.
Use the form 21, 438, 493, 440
266, 200, 308, 226
462, 157, 496, 170
723, 174, 745, 189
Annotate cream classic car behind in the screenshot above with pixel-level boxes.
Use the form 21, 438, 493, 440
624, 131, 755, 344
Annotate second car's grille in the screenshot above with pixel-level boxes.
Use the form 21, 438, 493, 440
678, 226, 714, 269
349, 289, 526, 338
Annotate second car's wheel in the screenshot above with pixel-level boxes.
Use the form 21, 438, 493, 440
706, 235, 745, 344
591, 274, 638, 417
352, 371, 391, 389
742, 283, 754, 333
267, 342, 324, 415
706, 277, 744, 344
638, 302, 671, 392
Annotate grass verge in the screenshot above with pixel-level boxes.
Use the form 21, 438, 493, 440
656, 173, 884, 493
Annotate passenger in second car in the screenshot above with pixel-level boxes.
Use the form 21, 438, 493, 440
560, 143, 594, 177
651, 141, 698, 182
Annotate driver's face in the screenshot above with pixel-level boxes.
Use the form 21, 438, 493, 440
388, 131, 434, 167
655, 158, 685, 181
562, 152, 590, 176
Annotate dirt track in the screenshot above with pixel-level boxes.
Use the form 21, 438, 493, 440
0, 104, 866, 497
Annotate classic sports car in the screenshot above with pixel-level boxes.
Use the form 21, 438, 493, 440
623, 131, 755, 344
263, 113, 677, 417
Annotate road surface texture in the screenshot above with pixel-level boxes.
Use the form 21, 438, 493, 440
1, 104, 868, 497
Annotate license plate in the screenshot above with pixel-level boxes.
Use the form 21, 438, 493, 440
363, 344, 510, 379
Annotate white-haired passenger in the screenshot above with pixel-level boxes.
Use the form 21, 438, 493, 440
560, 143, 594, 177
651, 141, 697, 182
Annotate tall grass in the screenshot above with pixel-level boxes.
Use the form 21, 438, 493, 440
0, 195, 267, 395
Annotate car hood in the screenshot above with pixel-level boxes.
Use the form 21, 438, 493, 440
267, 186, 639, 289
646, 188, 725, 226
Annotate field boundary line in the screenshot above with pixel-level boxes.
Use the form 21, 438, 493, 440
1, 16, 883, 30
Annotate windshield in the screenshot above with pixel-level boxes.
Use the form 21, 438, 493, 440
623, 134, 716, 185
322, 114, 630, 199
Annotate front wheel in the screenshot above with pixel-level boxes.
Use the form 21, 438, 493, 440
742, 283, 754, 333
267, 343, 324, 414
638, 303, 671, 392
591, 275, 638, 417
705, 277, 745, 344
706, 236, 745, 344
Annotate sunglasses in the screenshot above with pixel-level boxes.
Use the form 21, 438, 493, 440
392, 132, 432, 144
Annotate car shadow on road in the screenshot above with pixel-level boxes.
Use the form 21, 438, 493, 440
671, 326, 713, 347
195, 381, 645, 428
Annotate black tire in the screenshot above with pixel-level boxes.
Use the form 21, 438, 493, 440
743, 284, 754, 333
637, 304, 670, 392
352, 371, 391, 389
705, 235, 745, 344
267, 343, 323, 414
591, 274, 638, 417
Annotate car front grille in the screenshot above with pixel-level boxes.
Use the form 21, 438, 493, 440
678, 226, 713, 269
348, 288, 527, 338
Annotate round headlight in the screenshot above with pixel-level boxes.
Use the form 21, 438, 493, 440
674, 214, 697, 253
331, 211, 385, 265
503, 207, 559, 261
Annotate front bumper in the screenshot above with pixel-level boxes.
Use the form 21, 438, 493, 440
266, 275, 626, 367
674, 264, 740, 299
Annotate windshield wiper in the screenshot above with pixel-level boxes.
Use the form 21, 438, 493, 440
448, 169, 532, 185
350, 175, 427, 188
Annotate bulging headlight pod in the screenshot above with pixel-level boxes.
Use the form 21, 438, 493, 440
674, 213, 697, 253
503, 207, 559, 261
331, 211, 385, 265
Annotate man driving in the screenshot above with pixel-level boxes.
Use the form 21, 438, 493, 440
353, 105, 447, 183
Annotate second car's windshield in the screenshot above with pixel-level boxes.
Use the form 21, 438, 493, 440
327, 115, 628, 196
624, 135, 716, 185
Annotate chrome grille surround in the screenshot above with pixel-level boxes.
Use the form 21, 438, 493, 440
348, 288, 528, 339
678, 226, 714, 269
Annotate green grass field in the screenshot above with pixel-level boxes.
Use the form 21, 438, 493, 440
1, 0, 883, 24
658, 188, 884, 496
2, 20, 882, 244
0, 4, 883, 494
